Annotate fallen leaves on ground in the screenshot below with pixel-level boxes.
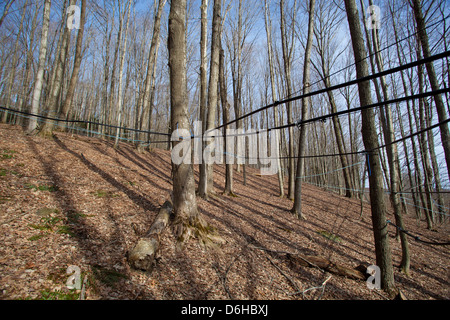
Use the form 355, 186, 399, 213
0, 124, 448, 300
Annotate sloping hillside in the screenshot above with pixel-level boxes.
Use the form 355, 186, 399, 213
0, 124, 448, 300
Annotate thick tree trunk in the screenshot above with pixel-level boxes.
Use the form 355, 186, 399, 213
169, 0, 222, 249
344, 0, 397, 297
362, 0, 410, 275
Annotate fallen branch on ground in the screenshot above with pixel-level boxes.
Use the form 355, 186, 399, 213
128, 200, 173, 272
249, 245, 365, 281
287, 253, 365, 281
290, 275, 332, 300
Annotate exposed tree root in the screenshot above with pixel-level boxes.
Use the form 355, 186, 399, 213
173, 214, 225, 251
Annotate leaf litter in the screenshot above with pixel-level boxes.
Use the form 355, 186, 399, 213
0, 124, 449, 300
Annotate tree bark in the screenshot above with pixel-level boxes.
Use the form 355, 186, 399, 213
291, 0, 315, 219
264, 0, 284, 198
128, 200, 173, 271
362, 0, 410, 276
279, 0, 297, 200
287, 253, 365, 281
27, 0, 51, 134
344, 0, 397, 297
18, 0, 40, 126
168, 0, 221, 249
199, 0, 208, 130
114, 1, 132, 148
40, 0, 76, 137
219, 47, 234, 196
59, 0, 87, 124
198, 0, 222, 199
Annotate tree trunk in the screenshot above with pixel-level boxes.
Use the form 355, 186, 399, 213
137, 0, 166, 151
219, 47, 234, 196
107, 1, 125, 138
2, 0, 28, 123
27, 0, 51, 134
59, 0, 86, 125
114, 1, 132, 148
199, 0, 208, 130
291, 0, 315, 219
264, 0, 284, 198
416, 54, 435, 230
411, 0, 450, 181
279, 0, 297, 200
18, 0, 40, 126
197, 0, 222, 199
310, 48, 354, 197
362, 0, 410, 275
344, 0, 397, 297
168, 0, 221, 249
389, 3, 422, 219
40, 0, 76, 137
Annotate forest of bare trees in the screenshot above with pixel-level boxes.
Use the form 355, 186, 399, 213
0, 0, 449, 298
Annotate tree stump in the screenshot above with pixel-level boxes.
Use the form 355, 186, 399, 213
128, 200, 173, 272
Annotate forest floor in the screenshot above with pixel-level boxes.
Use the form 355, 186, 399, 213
0, 123, 448, 300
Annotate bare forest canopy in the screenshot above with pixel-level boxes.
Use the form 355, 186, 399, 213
0, 0, 449, 299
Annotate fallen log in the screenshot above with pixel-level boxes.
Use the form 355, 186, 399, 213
128, 200, 173, 272
287, 253, 366, 281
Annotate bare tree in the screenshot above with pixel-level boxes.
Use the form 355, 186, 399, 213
27, 0, 51, 134
0, 0, 16, 29
39, 0, 76, 137
114, 0, 132, 148
279, 0, 297, 200
137, 0, 166, 152
18, 0, 41, 125
2, 0, 28, 123
360, 0, 410, 276
411, 0, 450, 181
292, 0, 315, 219
168, 0, 221, 248
264, 0, 284, 198
199, 0, 208, 129
344, 0, 397, 297
59, 0, 87, 123
309, 0, 354, 198
219, 46, 234, 196
198, 0, 222, 199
